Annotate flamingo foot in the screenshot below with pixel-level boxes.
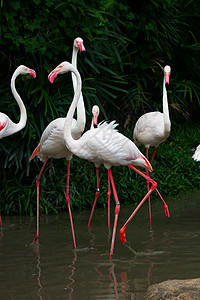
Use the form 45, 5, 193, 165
120, 228, 126, 245
32, 235, 39, 244
164, 204, 170, 217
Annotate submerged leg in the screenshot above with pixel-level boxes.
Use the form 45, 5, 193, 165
108, 169, 120, 258
33, 157, 48, 243
88, 167, 100, 226
66, 160, 76, 249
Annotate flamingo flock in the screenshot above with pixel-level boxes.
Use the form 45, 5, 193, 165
1, 37, 175, 257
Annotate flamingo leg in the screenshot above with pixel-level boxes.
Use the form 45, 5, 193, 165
149, 147, 169, 217
88, 167, 100, 226
119, 164, 170, 244
120, 172, 157, 245
66, 160, 76, 249
150, 147, 157, 165
33, 157, 48, 243
0, 215, 2, 228
146, 148, 151, 223
107, 171, 111, 229
108, 169, 120, 258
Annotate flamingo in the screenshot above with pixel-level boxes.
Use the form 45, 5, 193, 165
192, 145, 200, 161
133, 65, 171, 223
88, 105, 112, 228
29, 38, 86, 247
48, 61, 169, 258
0, 65, 36, 227
0, 65, 36, 138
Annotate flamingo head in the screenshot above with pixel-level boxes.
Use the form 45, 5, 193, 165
48, 61, 76, 83
18, 65, 36, 78
74, 37, 86, 52
92, 105, 99, 126
164, 65, 171, 85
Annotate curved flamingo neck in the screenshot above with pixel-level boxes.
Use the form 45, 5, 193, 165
10, 68, 27, 132
64, 66, 82, 150
162, 75, 171, 136
71, 43, 86, 136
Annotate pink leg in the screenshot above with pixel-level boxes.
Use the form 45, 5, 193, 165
66, 160, 76, 249
107, 171, 111, 229
146, 148, 151, 223
33, 157, 48, 243
120, 174, 157, 245
88, 167, 100, 226
120, 164, 170, 244
149, 147, 169, 217
0, 215, 2, 228
150, 147, 157, 165
108, 169, 120, 258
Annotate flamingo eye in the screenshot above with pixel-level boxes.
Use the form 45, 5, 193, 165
59, 65, 63, 68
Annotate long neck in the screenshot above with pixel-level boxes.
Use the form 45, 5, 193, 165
10, 69, 27, 132
64, 67, 82, 150
71, 45, 86, 136
162, 77, 171, 135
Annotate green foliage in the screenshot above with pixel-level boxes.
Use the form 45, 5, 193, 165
0, 0, 200, 215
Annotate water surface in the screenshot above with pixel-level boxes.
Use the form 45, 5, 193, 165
0, 190, 200, 299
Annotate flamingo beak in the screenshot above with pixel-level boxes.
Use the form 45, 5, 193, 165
29, 69, 36, 78
93, 113, 98, 126
48, 67, 60, 83
165, 72, 170, 85
142, 157, 153, 172
76, 41, 86, 52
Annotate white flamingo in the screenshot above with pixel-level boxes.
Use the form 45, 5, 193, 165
0, 65, 36, 227
88, 105, 112, 228
48, 61, 169, 258
0, 65, 36, 138
133, 65, 171, 223
29, 38, 86, 247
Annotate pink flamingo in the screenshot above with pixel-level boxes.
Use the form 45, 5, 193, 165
29, 38, 86, 247
133, 65, 171, 223
0, 65, 36, 227
48, 61, 168, 258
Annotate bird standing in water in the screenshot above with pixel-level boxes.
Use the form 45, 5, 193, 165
29, 38, 86, 247
0, 65, 36, 227
133, 65, 171, 223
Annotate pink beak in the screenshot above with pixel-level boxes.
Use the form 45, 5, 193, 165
165, 72, 170, 84
77, 41, 86, 52
48, 68, 59, 83
30, 70, 36, 78
93, 113, 98, 126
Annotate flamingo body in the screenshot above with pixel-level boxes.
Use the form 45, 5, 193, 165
134, 111, 170, 148
30, 118, 79, 161
70, 120, 152, 170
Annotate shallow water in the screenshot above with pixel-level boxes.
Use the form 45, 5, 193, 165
0, 190, 200, 299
